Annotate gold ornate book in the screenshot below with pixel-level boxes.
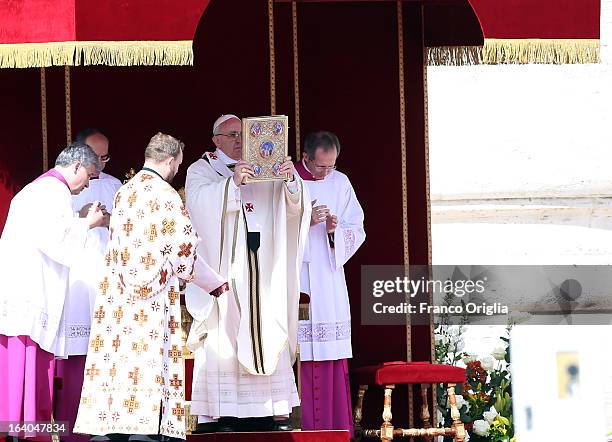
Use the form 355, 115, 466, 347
242, 115, 289, 183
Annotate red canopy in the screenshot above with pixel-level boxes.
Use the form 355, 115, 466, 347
468, 0, 600, 63
0, 0, 210, 67
0, 0, 602, 67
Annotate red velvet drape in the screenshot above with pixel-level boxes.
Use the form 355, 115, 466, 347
0, 68, 42, 234
469, 0, 600, 39
0, 0, 210, 44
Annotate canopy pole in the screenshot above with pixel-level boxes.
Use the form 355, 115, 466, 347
421, 3, 437, 428
396, 1, 415, 434
40, 67, 48, 172
64, 66, 72, 145
292, 1, 301, 160
268, 0, 277, 114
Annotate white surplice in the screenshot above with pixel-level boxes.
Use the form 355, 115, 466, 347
184, 149, 311, 419
0, 176, 89, 356
63, 171, 122, 356
298, 166, 365, 361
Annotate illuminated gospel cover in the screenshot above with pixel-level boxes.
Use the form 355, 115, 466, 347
242, 115, 289, 183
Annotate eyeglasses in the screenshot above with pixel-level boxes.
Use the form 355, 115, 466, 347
312, 163, 336, 171
216, 131, 242, 139
99, 155, 111, 163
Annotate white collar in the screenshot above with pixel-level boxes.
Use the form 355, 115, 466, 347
214, 148, 238, 166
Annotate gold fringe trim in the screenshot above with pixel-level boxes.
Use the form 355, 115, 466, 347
427, 45, 482, 66
428, 39, 600, 66
0, 40, 194, 68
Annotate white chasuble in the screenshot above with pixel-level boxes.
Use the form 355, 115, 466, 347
74, 170, 223, 439
0, 176, 89, 356
184, 150, 311, 418
298, 169, 365, 361
64, 171, 122, 355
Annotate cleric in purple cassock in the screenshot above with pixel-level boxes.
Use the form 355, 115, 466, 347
54, 129, 122, 442
0, 143, 108, 441
295, 131, 365, 436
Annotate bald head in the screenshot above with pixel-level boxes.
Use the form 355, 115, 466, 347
75, 129, 110, 172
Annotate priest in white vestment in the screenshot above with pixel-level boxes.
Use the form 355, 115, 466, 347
55, 129, 123, 442
74, 133, 227, 441
184, 115, 311, 432
295, 131, 365, 435
0, 143, 107, 441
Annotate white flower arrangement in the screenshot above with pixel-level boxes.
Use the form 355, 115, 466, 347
473, 419, 490, 436
483, 405, 498, 424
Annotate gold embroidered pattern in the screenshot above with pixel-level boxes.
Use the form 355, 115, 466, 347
146, 224, 158, 242
85, 363, 100, 380
168, 345, 181, 363
123, 395, 140, 413
168, 287, 178, 305
172, 403, 185, 422
90, 334, 104, 352
128, 367, 143, 385
112, 335, 121, 352
120, 248, 130, 266
94, 306, 105, 324
123, 218, 134, 236
128, 191, 138, 208
140, 252, 156, 270
161, 219, 176, 236
113, 307, 124, 324
100, 277, 109, 296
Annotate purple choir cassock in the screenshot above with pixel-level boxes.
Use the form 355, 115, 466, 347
0, 169, 89, 441
0, 336, 55, 442
54, 358, 89, 442
295, 160, 365, 435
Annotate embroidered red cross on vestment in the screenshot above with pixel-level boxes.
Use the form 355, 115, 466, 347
245, 203, 254, 212
208, 152, 218, 160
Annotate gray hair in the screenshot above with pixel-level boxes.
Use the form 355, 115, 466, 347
144, 132, 185, 162
55, 142, 101, 171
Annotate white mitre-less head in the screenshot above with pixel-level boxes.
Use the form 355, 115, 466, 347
212, 114, 240, 135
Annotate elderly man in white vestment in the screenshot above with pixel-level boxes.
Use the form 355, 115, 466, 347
55, 129, 122, 442
0, 143, 107, 442
184, 114, 311, 432
74, 133, 227, 442
294, 131, 365, 435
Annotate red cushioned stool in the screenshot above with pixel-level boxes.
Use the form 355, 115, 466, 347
351, 361, 466, 442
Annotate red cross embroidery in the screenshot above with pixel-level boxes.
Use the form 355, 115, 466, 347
209, 152, 218, 160
245, 203, 254, 212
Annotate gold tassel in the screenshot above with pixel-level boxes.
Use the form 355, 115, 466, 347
0, 41, 194, 68
298, 303, 309, 321
428, 39, 600, 66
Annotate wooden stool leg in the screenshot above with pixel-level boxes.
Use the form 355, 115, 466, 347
420, 383, 433, 441
381, 384, 395, 441
353, 384, 368, 441
447, 384, 466, 442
